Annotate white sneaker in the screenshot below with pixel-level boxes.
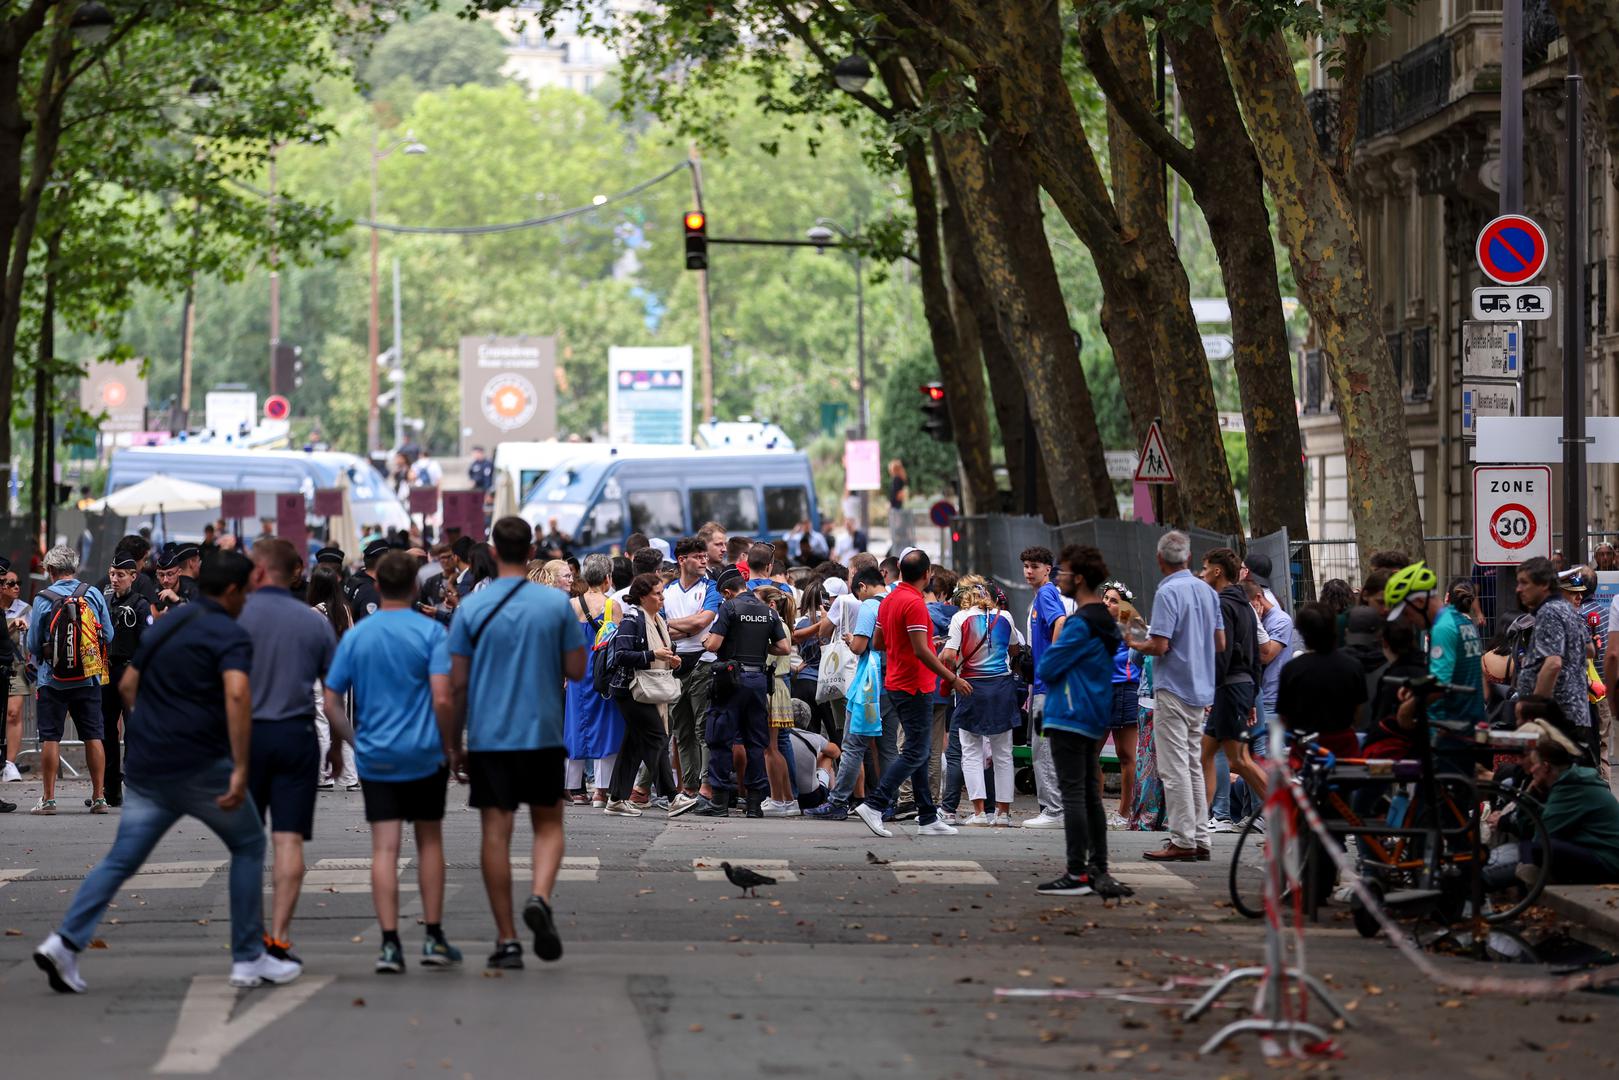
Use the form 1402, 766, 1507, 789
229, 951, 302, 988
1107, 812, 1128, 829
937, 810, 959, 824
992, 812, 1016, 827
1023, 812, 1064, 829
1, 759, 21, 782
763, 799, 800, 818
961, 812, 992, 826
604, 799, 643, 817
917, 819, 958, 836
1207, 817, 1237, 834
34, 933, 86, 993
855, 802, 893, 838
668, 793, 699, 816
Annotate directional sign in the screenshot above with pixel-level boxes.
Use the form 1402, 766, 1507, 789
1105, 450, 1136, 481
1473, 465, 1551, 565
1471, 286, 1551, 321
1133, 420, 1177, 485
1462, 321, 1522, 379
1201, 334, 1233, 361
1475, 214, 1548, 286
1461, 381, 1520, 436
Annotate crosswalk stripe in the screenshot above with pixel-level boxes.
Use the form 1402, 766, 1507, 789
511, 856, 600, 881
1111, 863, 1196, 891
692, 858, 797, 882
125, 861, 228, 891
0, 868, 32, 890
298, 857, 414, 894
889, 860, 997, 884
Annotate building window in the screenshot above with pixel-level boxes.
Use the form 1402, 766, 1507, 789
1409, 326, 1432, 402
1304, 349, 1325, 414
1386, 331, 1405, 397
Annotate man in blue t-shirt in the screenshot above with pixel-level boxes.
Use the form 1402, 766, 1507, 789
325, 550, 460, 974
448, 516, 587, 971
1022, 545, 1069, 828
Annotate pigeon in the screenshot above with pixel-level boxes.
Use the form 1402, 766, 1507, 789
721, 861, 776, 898
865, 850, 890, 865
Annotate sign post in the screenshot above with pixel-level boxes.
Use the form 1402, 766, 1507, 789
1473, 465, 1551, 565
1134, 418, 1176, 526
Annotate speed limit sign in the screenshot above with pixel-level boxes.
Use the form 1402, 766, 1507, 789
1473, 465, 1551, 565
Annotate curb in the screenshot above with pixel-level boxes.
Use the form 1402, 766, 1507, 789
1540, 885, 1619, 952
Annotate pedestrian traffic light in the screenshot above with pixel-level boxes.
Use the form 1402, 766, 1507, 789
920, 381, 952, 442
684, 210, 707, 270
272, 341, 303, 397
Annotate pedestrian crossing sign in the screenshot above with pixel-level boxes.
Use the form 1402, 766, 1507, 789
1134, 421, 1177, 484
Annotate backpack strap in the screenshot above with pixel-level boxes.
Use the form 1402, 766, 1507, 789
133, 603, 206, 663
469, 579, 527, 649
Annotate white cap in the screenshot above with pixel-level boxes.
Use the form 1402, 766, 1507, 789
824, 578, 849, 597
649, 537, 672, 560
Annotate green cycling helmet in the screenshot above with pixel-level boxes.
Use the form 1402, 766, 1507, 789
1384, 561, 1438, 619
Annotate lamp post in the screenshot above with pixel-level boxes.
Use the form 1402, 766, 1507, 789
807, 216, 867, 526
368, 129, 426, 456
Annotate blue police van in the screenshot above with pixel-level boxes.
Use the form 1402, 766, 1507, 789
519, 449, 819, 554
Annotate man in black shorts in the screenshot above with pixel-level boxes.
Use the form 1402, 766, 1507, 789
1199, 548, 1267, 827
239, 538, 337, 964
324, 550, 461, 972
448, 517, 587, 969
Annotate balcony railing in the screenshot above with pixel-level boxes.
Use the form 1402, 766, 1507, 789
1356, 34, 1453, 143
1359, 64, 1397, 141
1524, 0, 1563, 72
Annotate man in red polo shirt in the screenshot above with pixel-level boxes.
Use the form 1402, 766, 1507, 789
856, 549, 973, 838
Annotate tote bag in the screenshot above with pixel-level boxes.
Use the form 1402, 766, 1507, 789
844, 649, 883, 736
631, 610, 682, 705
817, 639, 858, 702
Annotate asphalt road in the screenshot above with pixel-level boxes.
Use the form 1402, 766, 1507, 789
3, 777, 1617, 1078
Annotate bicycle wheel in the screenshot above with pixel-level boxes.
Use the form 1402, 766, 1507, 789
1228, 812, 1271, 919
1475, 781, 1551, 924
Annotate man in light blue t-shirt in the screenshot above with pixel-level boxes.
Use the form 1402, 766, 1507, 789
1136, 531, 1224, 861
324, 550, 460, 973
448, 517, 587, 972
1022, 546, 1069, 828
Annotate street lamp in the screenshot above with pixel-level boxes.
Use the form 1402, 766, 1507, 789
368, 129, 427, 456
807, 216, 868, 526
187, 76, 221, 109
832, 54, 873, 94
69, 2, 114, 45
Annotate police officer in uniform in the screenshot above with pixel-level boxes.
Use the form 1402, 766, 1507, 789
692, 565, 790, 818
99, 554, 151, 806
152, 546, 188, 616
314, 546, 347, 578
173, 544, 202, 603
345, 539, 387, 623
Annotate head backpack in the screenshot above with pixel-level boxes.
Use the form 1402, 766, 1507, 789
590, 595, 622, 699
45, 583, 107, 684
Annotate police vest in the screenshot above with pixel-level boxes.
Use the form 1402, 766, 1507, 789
719, 594, 779, 666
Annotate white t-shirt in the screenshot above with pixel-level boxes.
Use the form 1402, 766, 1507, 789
664, 575, 715, 655
827, 593, 864, 638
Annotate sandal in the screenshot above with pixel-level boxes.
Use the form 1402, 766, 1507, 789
570, 793, 589, 805
30, 798, 56, 815
89, 798, 110, 814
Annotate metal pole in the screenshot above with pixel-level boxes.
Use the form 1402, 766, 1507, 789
855, 232, 870, 532
268, 145, 280, 394
392, 257, 404, 452
367, 131, 382, 457
688, 148, 714, 423
1564, 60, 1587, 560
1501, 0, 1524, 214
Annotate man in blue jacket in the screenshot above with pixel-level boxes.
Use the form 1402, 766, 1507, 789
1034, 545, 1134, 899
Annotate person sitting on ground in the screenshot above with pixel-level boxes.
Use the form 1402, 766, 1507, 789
1489, 719, 1619, 887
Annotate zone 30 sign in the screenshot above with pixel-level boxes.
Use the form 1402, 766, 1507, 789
1473, 465, 1552, 566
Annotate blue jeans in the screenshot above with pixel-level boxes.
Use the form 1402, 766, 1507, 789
863, 690, 938, 825
1210, 747, 1232, 821
829, 692, 899, 806
58, 759, 266, 962
941, 712, 964, 812
777, 729, 799, 799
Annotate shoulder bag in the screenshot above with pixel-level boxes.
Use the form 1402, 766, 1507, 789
631, 609, 682, 705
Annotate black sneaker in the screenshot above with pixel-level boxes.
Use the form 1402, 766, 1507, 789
1036, 873, 1094, 896
486, 940, 525, 970
893, 801, 918, 821
522, 894, 563, 962
1091, 873, 1136, 900
264, 935, 302, 965
744, 798, 764, 819
375, 940, 406, 974
0, 797, 14, 813
692, 796, 729, 818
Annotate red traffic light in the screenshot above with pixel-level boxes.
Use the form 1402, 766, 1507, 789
921, 384, 946, 401
684, 210, 706, 232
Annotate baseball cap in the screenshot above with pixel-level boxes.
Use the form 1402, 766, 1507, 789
649, 537, 672, 561
824, 577, 849, 598
1344, 605, 1383, 646
1243, 553, 1273, 590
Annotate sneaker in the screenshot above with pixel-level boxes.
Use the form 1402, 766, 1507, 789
344, 782, 361, 792
0, 797, 14, 812
375, 940, 406, 974
1, 759, 21, 782
421, 936, 463, 968
649, 795, 672, 811
603, 799, 643, 817
855, 802, 893, 838
229, 951, 302, 988
892, 802, 919, 821
937, 810, 958, 825
763, 799, 800, 818
668, 793, 700, 817
1037, 873, 1093, 896
691, 797, 729, 818
34, 933, 86, 993
1207, 817, 1237, 834
316, 779, 335, 790
961, 812, 992, 826
1023, 812, 1063, 829
992, 812, 1017, 827
1107, 812, 1129, 829
88, 798, 110, 815
591, 793, 608, 809
264, 935, 302, 965
803, 801, 847, 821
486, 940, 525, 970
916, 819, 958, 836
522, 894, 563, 962
30, 798, 55, 816
1091, 873, 1136, 900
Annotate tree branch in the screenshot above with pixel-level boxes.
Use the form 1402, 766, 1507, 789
857, 0, 981, 73
1334, 32, 1367, 177
1077, 19, 1200, 184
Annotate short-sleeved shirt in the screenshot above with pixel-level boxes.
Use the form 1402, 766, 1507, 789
325, 609, 452, 781
1147, 569, 1222, 708
1259, 605, 1294, 708
664, 575, 716, 656
1276, 649, 1367, 735
124, 597, 253, 782
878, 581, 937, 695
1028, 581, 1067, 694
448, 577, 587, 751
1425, 605, 1487, 727
945, 608, 1014, 680
27, 578, 113, 688
1516, 596, 1591, 728
238, 586, 336, 722
709, 592, 786, 663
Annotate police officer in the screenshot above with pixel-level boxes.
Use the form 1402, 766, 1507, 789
173, 544, 202, 603
152, 547, 188, 616
99, 554, 151, 806
692, 565, 790, 818
345, 539, 387, 623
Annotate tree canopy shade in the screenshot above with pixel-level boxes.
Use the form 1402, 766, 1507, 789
363, 11, 510, 93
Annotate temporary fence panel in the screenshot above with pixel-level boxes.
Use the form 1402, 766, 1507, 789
1243, 529, 1291, 615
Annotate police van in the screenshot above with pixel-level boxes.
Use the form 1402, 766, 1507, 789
519, 449, 819, 554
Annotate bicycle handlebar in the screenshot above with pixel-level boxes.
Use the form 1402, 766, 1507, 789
1382, 674, 1476, 698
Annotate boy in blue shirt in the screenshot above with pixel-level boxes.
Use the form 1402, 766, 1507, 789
324, 551, 460, 973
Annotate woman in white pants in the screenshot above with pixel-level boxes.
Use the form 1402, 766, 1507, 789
940, 577, 1020, 826
309, 565, 358, 789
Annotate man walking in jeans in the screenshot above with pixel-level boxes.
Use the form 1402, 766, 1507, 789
1135, 531, 1224, 862
855, 549, 972, 838
33, 551, 300, 992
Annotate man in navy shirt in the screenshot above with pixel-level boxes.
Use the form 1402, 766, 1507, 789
1022, 546, 1069, 829
34, 551, 301, 994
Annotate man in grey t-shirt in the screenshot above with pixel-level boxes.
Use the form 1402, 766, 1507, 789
239, 538, 339, 963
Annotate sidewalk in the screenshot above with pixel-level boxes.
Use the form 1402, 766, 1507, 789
1541, 884, 1619, 951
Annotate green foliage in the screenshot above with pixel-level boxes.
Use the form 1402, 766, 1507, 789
363, 12, 510, 93
876, 344, 958, 501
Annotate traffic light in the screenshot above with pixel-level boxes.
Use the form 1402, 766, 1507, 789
684, 210, 707, 270
272, 341, 303, 397
920, 381, 952, 442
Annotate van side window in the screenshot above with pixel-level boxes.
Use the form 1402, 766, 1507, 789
589, 498, 624, 542
627, 489, 684, 536
763, 486, 810, 533
690, 487, 759, 534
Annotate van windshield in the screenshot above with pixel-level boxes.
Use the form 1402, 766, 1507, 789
523, 461, 608, 535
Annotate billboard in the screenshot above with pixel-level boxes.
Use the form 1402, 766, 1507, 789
459, 336, 558, 454
80, 360, 147, 434
608, 346, 692, 446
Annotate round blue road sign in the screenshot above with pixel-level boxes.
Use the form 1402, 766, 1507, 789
1475, 214, 1547, 286
929, 500, 957, 528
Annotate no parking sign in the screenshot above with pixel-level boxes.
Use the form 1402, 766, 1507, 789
1473, 465, 1551, 565
1475, 214, 1548, 286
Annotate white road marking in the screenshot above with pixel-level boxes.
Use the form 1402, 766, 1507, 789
1111, 864, 1196, 891
692, 857, 797, 882
296, 857, 413, 894
152, 974, 333, 1074
125, 861, 227, 891
889, 860, 997, 885
509, 856, 601, 881
0, 868, 32, 890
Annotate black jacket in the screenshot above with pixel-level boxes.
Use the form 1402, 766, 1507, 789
1215, 584, 1261, 686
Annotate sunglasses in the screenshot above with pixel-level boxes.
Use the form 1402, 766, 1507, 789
1, 579, 17, 587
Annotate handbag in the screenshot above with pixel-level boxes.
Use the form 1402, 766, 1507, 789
817, 639, 857, 702
631, 611, 682, 705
